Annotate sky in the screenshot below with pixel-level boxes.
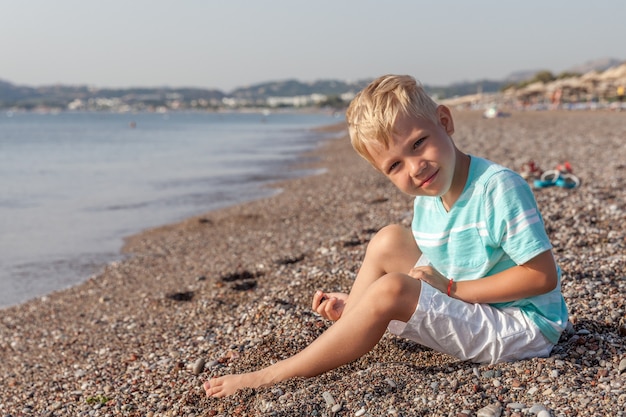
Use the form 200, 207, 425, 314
2, 0, 625, 92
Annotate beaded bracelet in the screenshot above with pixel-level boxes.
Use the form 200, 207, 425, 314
447, 278, 454, 297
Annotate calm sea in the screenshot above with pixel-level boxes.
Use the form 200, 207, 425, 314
0, 110, 341, 308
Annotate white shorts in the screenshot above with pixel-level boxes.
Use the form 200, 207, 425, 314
388, 281, 554, 364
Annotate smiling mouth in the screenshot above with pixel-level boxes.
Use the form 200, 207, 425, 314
419, 170, 438, 187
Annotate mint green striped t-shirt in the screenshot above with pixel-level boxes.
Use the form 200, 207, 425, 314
412, 156, 568, 344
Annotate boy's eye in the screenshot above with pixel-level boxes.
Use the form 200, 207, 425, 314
388, 161, 400, 173
413, 137, 426, 149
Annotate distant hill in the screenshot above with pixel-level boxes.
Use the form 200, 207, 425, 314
230, 79, 373, 100
0, 79, 41, 101
1, 57, 623, 109
0, 81, 225, 110
228, 78, 509, 101
503, 57, 624, 83
565, 57, 623, 74
504, 70, 542, 83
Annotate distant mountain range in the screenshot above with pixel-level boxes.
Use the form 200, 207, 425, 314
1, 57, 622, 110
503, 57, 623, 83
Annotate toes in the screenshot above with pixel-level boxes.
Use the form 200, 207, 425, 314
204, 379, 225, 397
203, 380, 214, 396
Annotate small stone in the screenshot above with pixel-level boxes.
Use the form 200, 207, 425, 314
619, 358, 626, 374
331, 403, 342, 413
476, 403, 502, 417
385, 378, 397, 389
322, 391, 335, 407
206, 360, 220, 369
529, 404, 548, 413
506, 402, 525, 410
192, 358, 206, 375
48, 401, 62, 411
355, 407, 367, 416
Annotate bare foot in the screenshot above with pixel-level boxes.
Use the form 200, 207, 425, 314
203, 370, 269, 398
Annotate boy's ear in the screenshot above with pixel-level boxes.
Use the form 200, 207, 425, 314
437, 105, 455, 135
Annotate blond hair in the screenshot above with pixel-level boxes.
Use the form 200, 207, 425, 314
346, 75, 439, 167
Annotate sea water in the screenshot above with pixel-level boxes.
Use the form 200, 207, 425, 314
0, 110, 341, 308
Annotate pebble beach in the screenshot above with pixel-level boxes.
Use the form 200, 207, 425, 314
1, 110, 625, 416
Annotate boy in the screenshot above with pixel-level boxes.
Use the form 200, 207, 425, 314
204, 74, 568, 398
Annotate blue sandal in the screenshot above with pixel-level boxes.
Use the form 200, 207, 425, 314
533, 169, 580, 189
556, 173, 580, 188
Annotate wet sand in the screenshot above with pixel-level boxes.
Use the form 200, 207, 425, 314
1, 110, 625, 416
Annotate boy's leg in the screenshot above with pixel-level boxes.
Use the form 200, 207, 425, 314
205, 272, 422, 397
342, 224, 420, 316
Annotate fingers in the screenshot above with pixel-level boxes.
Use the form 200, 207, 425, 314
312, 290, 339, 320
312, 290, 327, 311
408, 266, 425, 279
313, 290, 332, 317
323, 297, 339, 321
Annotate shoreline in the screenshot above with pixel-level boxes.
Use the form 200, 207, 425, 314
1, 110, 624, 416
0, 115, 344, 310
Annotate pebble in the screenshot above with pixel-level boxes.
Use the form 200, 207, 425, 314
322, 391, 336, 407
506, 402, 525, 410
619, 358, 626, 374
355, 407, 367, 416
331, 403, 342, 413
206, 360, 220, 369
192, 358, 206, 375
476, 403, 502, 417
529, 404, 548, 413
48, 401, 62, 411
384, 378, 397, 389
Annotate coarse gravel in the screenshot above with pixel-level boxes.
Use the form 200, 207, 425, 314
1, 110, 625, 417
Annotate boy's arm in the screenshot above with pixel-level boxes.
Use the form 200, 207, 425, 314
450, 250, 558, 304
411, 250, 558, 304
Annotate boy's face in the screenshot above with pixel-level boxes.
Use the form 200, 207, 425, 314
366, 106, 467, 207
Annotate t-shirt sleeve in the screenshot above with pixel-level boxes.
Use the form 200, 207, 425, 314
483, 170, 552, 266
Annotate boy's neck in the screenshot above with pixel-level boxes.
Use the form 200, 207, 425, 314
440, 151, 470, 212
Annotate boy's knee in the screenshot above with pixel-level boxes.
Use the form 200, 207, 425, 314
367, 273, 420, 315
368, 224, 411, 254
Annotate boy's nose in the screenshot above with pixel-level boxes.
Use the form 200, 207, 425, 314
409, 159, 424, 178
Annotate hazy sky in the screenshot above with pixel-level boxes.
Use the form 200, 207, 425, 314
2, 0, 624, 92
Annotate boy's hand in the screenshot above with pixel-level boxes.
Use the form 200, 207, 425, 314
312, 291, 347, 321
408, 265, 449, 295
